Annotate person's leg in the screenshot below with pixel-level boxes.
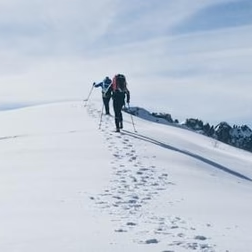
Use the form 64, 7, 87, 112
103, 97, 110, 114
118, 105, 123, 128
113, 101, 120, 131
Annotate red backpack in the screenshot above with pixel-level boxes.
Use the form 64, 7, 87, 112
112, 74, 127, 92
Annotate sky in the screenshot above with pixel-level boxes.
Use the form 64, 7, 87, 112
0, 0, 252, 127
0, 100, 252, 251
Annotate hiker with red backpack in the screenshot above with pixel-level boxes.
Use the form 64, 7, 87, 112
112, 74, 130, 132
93, 76, 113, 115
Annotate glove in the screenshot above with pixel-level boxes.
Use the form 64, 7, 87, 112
93, 82, 96, 86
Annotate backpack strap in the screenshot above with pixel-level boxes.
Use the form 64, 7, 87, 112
103, 81, 112, 97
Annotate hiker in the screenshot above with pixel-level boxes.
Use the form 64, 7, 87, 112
112, 74, 130, 132
93, 76, 113, 115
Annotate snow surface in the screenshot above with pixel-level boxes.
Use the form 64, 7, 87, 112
0, 99, 252, 252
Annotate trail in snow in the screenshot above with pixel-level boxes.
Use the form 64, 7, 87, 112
86, 101, 217, 252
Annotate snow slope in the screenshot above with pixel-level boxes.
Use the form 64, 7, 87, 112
0, 99, 252, 252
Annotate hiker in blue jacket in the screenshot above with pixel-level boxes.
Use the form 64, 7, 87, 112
93, 76, 113, 115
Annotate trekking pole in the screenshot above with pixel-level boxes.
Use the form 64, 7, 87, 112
127, 103, 137, 133
84, 85, 94, 107
99, 103, 105, 129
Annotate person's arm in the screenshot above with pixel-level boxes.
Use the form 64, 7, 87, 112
126, 89, 130, 103
93, 82, 103, 88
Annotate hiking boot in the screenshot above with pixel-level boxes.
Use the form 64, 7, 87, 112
115, 128, 120, 132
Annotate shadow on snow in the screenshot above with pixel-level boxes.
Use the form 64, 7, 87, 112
122, 130, 252, 182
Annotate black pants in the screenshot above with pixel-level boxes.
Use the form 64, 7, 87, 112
103, 96, 111, 114
113, 99, 124, 130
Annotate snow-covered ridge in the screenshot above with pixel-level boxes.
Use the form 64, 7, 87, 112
0, 100, 252, 252
126, 106, 252, 153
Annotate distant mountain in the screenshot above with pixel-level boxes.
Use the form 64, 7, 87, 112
126, 106, 252, 153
